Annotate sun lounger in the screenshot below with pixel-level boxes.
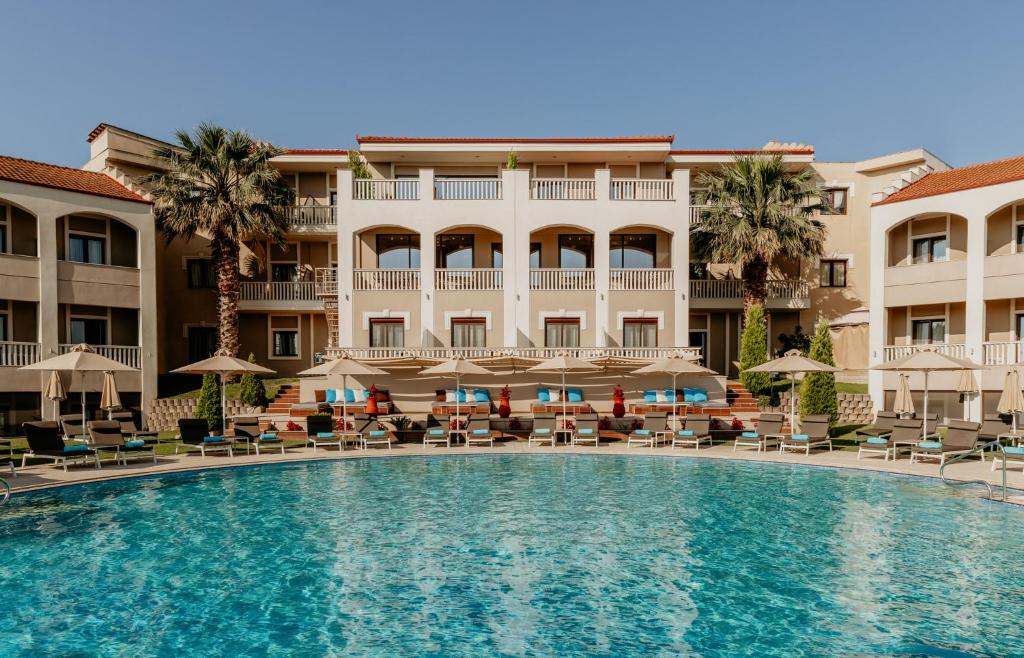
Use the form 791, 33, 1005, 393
911, 419, 980, 465
779, 415, 833, 455
175, 418, 234, 458
627, 412, 669, 448
991, 446, 1024, 471
232, 416, 285, 455
572, 414, 600, 446
979, 413, 1014, 443
673, 414, 712, 449
465, 416, 494, 447
58, 413, 88, 442
528, 413, 557, 447
856, 410, 897, 438
857, 418, 923, 461
424, 414, 450, 448
733, 413, 785, 452
305, 414, 344, 452
361, 427, 392, 450
88, 420, 158, 465
109, 411, 160, 445
21, 421, 100, 471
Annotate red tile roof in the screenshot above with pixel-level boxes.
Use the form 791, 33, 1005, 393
876, 154, 1024, 205
0, 155, 149, 204
283, 148, 348, 155
669, 148, 814, 156
357, 135, 675, 145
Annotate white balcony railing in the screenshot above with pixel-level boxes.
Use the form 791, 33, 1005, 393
529, 268, 595, 290
353, 269, 420, 291
314, 267, 337, 296
325, 346, 703, 361
434, 268, 503, 291
610, 179, 674, 201
984, 341, 1024, 365
434, 179, 501, 200
58, 344, 140, 368
883, 343, 970, 362
689, 205, 713, 225
353, 179, 420, 200
0, 341, 39, 367
530, 178, 596, 200
767, 280, 810, 300
240, 281, 317, 302
689, 279, 809, 300
609, 268, 673, 291
281, 205, 335, 227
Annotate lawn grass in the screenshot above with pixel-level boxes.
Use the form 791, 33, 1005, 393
168, 377, 297, 401
766, 379, 868, 395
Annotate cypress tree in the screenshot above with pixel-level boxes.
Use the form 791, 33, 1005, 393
239, 353, 267, 408
739, 304, 771, 397
800, 323, 838, 423
195, 372, 223, 432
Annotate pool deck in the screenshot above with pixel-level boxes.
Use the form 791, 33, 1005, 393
6, 440, 1024, 505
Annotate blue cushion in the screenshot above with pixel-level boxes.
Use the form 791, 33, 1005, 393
428, 428, 446, 436
789, 434, 809, 442
368, 430, 386, 438
534, 428, 551, 435
537, 388, 550, 403
258, 433, 278, 441
692, 388, 708, 403
634, 429, 651, 436
63, 444, 89, 454
1004, 446, 1024, 455
472, 428, 490, 436
865, 437, 888, 445
456, 389, 467, 403
567, 388, 584, 403
316, 432, 335, 439
325, 388, 337, 404
203, 436, 224, 443
917, 441, 942, 449
125, 439, 146, 448
683, 387, 695, 403
344, 388, 356, 403
741, 431, 759, 439
643, 390, 657, 403
677, 430, 694, 436
577, 428, 594, 435
474, 388, 490, 402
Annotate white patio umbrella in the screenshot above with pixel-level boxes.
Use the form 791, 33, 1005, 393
44, 370, 66, 419
172, 353, 275, 433
527, 353, 601, 427
298, 352, 386, 423
997, 368, 1024, 434
21, 343, 137, 438
744, 349, 839, 432
872, 347, 981, 439
955, 369, 979, 421
100, 371, 122, 419
893, 373, 915, 417
419, 356, 495, 423
632, 355, 717, 429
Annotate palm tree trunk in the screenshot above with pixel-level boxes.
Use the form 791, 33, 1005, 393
214, 236, 241, 357
741, 256, 769, 311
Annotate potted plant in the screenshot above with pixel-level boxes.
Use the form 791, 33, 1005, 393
612, 384, 626, 418
498, 385, 512, 418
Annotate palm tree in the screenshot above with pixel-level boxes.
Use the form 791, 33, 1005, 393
691, 153, 828, 310
145, 124, 293, 356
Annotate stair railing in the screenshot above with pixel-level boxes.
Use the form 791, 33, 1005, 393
0, 477, 9, 506
938, 439, 1007, 501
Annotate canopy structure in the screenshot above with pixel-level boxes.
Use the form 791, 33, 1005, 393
172, 354, 275, 432
420, 356, 495, 421
632, 356, 716, 429
44, 371, 66, 419
298, 352, 387, 422
872, 347, 982, 438
997, 368, 1024, 434
955, 369, 979, 421
21, 343, 137, 438
893, 373, 915, 416
745, 349, 840, 432
100, 372, 122, 419
527, 353, 601, 424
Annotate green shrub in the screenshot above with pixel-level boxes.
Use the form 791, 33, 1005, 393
739, 304, 771, 397
800, 323, 838, 424
195, 372, 223, 432
238, 353, 268, 408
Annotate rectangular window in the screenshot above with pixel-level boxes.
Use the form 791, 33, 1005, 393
545, 318, 580, 348
451, 318, 486, 348
271, 264, 299, 282
912, 236, 947, 264
912, 318, 946, 344
610, 234, 657, 269
187, 259, 216, 288
272, 330, 299, 357
623, 318, 658, 348
0, 314, 8, 342
69, 234, 105, 265
369, 319, 404, 347
558, 234, 593, 268
187, 326, 217, 362
0, 224, 7, 254
825, 188, 848, 214
491, 243, 503, 268
688, 331, 708, 365
376, 234, 420, 269
819, 259, 847, 287
1016, 224, 1024, 251
529, 243, 542, 269
436, 234, 474, 269
71, 317, 107, 345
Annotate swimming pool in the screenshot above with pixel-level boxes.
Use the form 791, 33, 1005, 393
0, 455, 1021, 656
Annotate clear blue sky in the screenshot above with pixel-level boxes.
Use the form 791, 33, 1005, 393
2, 0, 1022, 168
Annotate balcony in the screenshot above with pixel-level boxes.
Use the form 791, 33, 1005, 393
325, 346, 703, 361
434, 268, 503, 291
689, 205, 712, 225
983, 252, 1024, 300
529, 268, 595, 291
883, 343, 970, 362
984, 341, 1024, 365
280, 205, 335, 229
609, 268, 673, 291
689, 279, 810, 309
883, 260, 966, 306
58, 343, 140, 368
353, 269, 420, 291
0, 341, 39, 367
530, 178, 596, 200
610, 179, 674, 201
0, 253, 40, 302
434, 179, 501, 200
57, 261, 141, 308
352, 179, 420, 201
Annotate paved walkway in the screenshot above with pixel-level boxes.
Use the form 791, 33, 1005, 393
5, 441, 1024, 505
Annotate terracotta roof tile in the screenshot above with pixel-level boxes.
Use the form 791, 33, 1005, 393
357, 135, 675, 145
0, 155, 149, 204
876, 154, 1024, 205
283, 148, 349, 155
669, 148, 814, 156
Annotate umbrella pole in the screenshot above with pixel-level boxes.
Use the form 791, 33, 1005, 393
562, 370, 567, 442
672, 373, 678, 431
221, 372, 227, 436
342, 374, 347, 431
80, 373, 86, 441
791, 375, 796, 434
923, 370, 929, 440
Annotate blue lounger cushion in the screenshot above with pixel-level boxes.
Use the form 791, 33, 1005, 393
789, 434, 809, 442
865, 436, 889, 445
473, 388, 491, 402
741, 431, 759, 439
677, 430, 694, 436
63, 444, 89, 454
917, 440, 942, 449
316, 432, 335, 439
576, 428, 594, 435
537, 388, 550, 403
125, 439, 146, 448
534, 428, 551, 435
428, 428, 446, 436
325, 388, 337, 404
567, 388, 584, 403
692, 388, 708, 403
1004, 446, 1024, 455
344, 388, 356, 403
258, 433, 278, 441
472, 428, 490, 436
203, 436, 225, 443
368, 430, 386, 438
643, 390, 657, 403
634, 429, 651, 436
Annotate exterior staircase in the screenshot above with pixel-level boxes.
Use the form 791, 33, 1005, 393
266, 383, 301, 415
315, 267, 340, 350
726, 382, 760, 413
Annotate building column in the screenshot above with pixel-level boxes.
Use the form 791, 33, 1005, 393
135, 213, 158, 424
672, 168, 691, 348
36, 211, 59, 420
964, 211, 986, 421
594, 229, 610, 348
867, 218, 887, 412
336, 168, 355, 347
419, 168, 436, 348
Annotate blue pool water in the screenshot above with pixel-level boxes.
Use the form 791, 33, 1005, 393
1, 455, 1022, 657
